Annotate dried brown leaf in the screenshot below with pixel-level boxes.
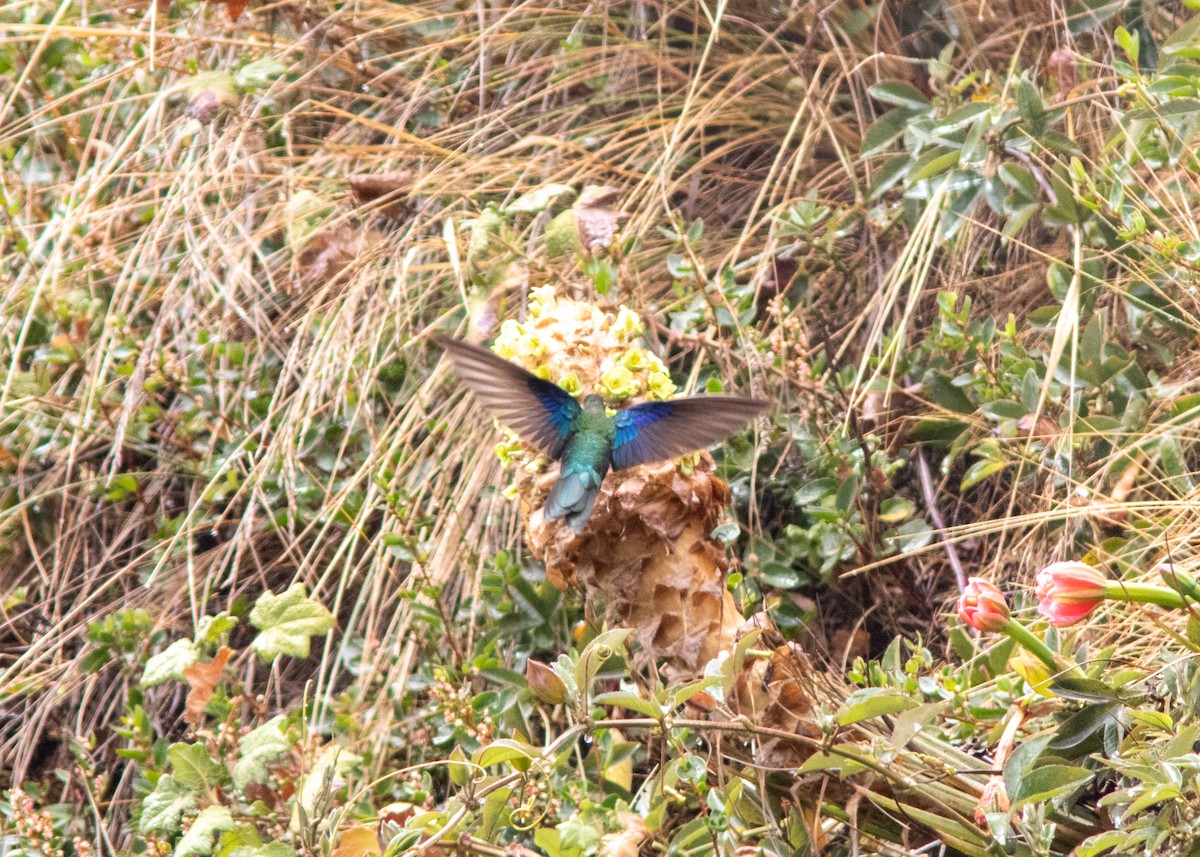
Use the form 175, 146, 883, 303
183, 646, 233, 725
348, 172, 414, 218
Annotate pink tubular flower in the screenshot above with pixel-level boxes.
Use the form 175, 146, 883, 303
1035, 561, 1107, 627
959, 578, 1011, 632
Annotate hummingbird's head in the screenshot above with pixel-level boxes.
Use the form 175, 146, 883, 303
581, 394, 607, 415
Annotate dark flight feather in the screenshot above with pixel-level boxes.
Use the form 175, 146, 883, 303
611, 397, 768, 470
437, 336, 580, 458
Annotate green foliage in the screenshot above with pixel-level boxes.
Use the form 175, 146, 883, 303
248, 583, 335, 661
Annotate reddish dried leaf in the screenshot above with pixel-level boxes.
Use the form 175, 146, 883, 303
348, 172, 414, 218
183, 646, 233, 725
215, 0, 248, 21
1016, 413, 1058, 438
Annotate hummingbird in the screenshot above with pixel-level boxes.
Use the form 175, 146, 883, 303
438, 336, 767, 532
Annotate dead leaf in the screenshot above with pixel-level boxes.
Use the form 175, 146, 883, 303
1111, 459, 1140, 503
183, 646, 233, 725
572, 186, 628, 256
296, 227, 374, 287
599, 812, 650, 857
575, 185, 621, 208
348, 172, 414, 219
830, 628, 870, 662
1016, 413, 1058, 438
332, 826, 381, 857
213, 0, 248, 21
1047, 48, 1077, 95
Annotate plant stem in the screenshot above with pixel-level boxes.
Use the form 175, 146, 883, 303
1103, 582, 1187, 609
1001, 618, 1071, 675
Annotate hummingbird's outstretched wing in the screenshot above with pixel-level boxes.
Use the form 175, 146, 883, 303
611, 396, 767, 470
438, 336, 581, 459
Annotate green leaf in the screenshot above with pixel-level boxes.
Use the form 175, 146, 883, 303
1066, 0, 1123, 35
169, 742, 226, 792
196, 613, 239, 645
961, 457, 1009, 490
1073, 830, 1132, 857
1016, 78, 1046, 132
861, 108, 910, 155
233, 717, 292, 789
867, 154, 910, 198
479, 787, 513, 840
1010, 764, 1094, 806
758, 562, 801, 589
174, 806, 235, 857
909, 147, 961, 183
935, 101, 992, 133
1126, 782, 1182, 815
867, 81, 930, 110
574, 628, 631, 697
475, 738, 538, 770
504, 183, 575, 215
139, 775, 197, 835
142, 639, 200, 688
249, 583, 334, 661
878, 497, 914, 523
233, 58, 286, 92
1048, 701, 1121, 751
592, 691, 664, 719
836, 688, 918, 725
533, 828, 584, 857
665, 676, 721, 710
1050, 676, 1128, 703
1164, 14, 1200, 57
891, 702, 943, 749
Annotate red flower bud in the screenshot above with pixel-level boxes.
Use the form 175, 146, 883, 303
958, 578, 1011, 632
1035, 561, 1106, 627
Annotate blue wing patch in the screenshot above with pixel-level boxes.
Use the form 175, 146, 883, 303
529, 378, 579, 442
612, 402, 675, 469
610, 396, 766, 470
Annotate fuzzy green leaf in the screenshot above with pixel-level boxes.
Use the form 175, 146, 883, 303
233, 717, 292, 789
867, 81, 930, 110
142, 639, 201, 688
139, 775, 198, 835
196, 613, 239, 645
249, 584, 334, 661
169, 742, 226, 792
174, 806, 235, 857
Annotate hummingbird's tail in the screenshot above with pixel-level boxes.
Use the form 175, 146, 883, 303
544, 465, 603, 532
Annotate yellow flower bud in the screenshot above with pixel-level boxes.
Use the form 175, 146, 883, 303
647, 371, 677, 400
620, 349, 649, 371
493, 319, 524, 359
529, 285, 558, 317
600, 364, 638, 400
613, 306, 643, 338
